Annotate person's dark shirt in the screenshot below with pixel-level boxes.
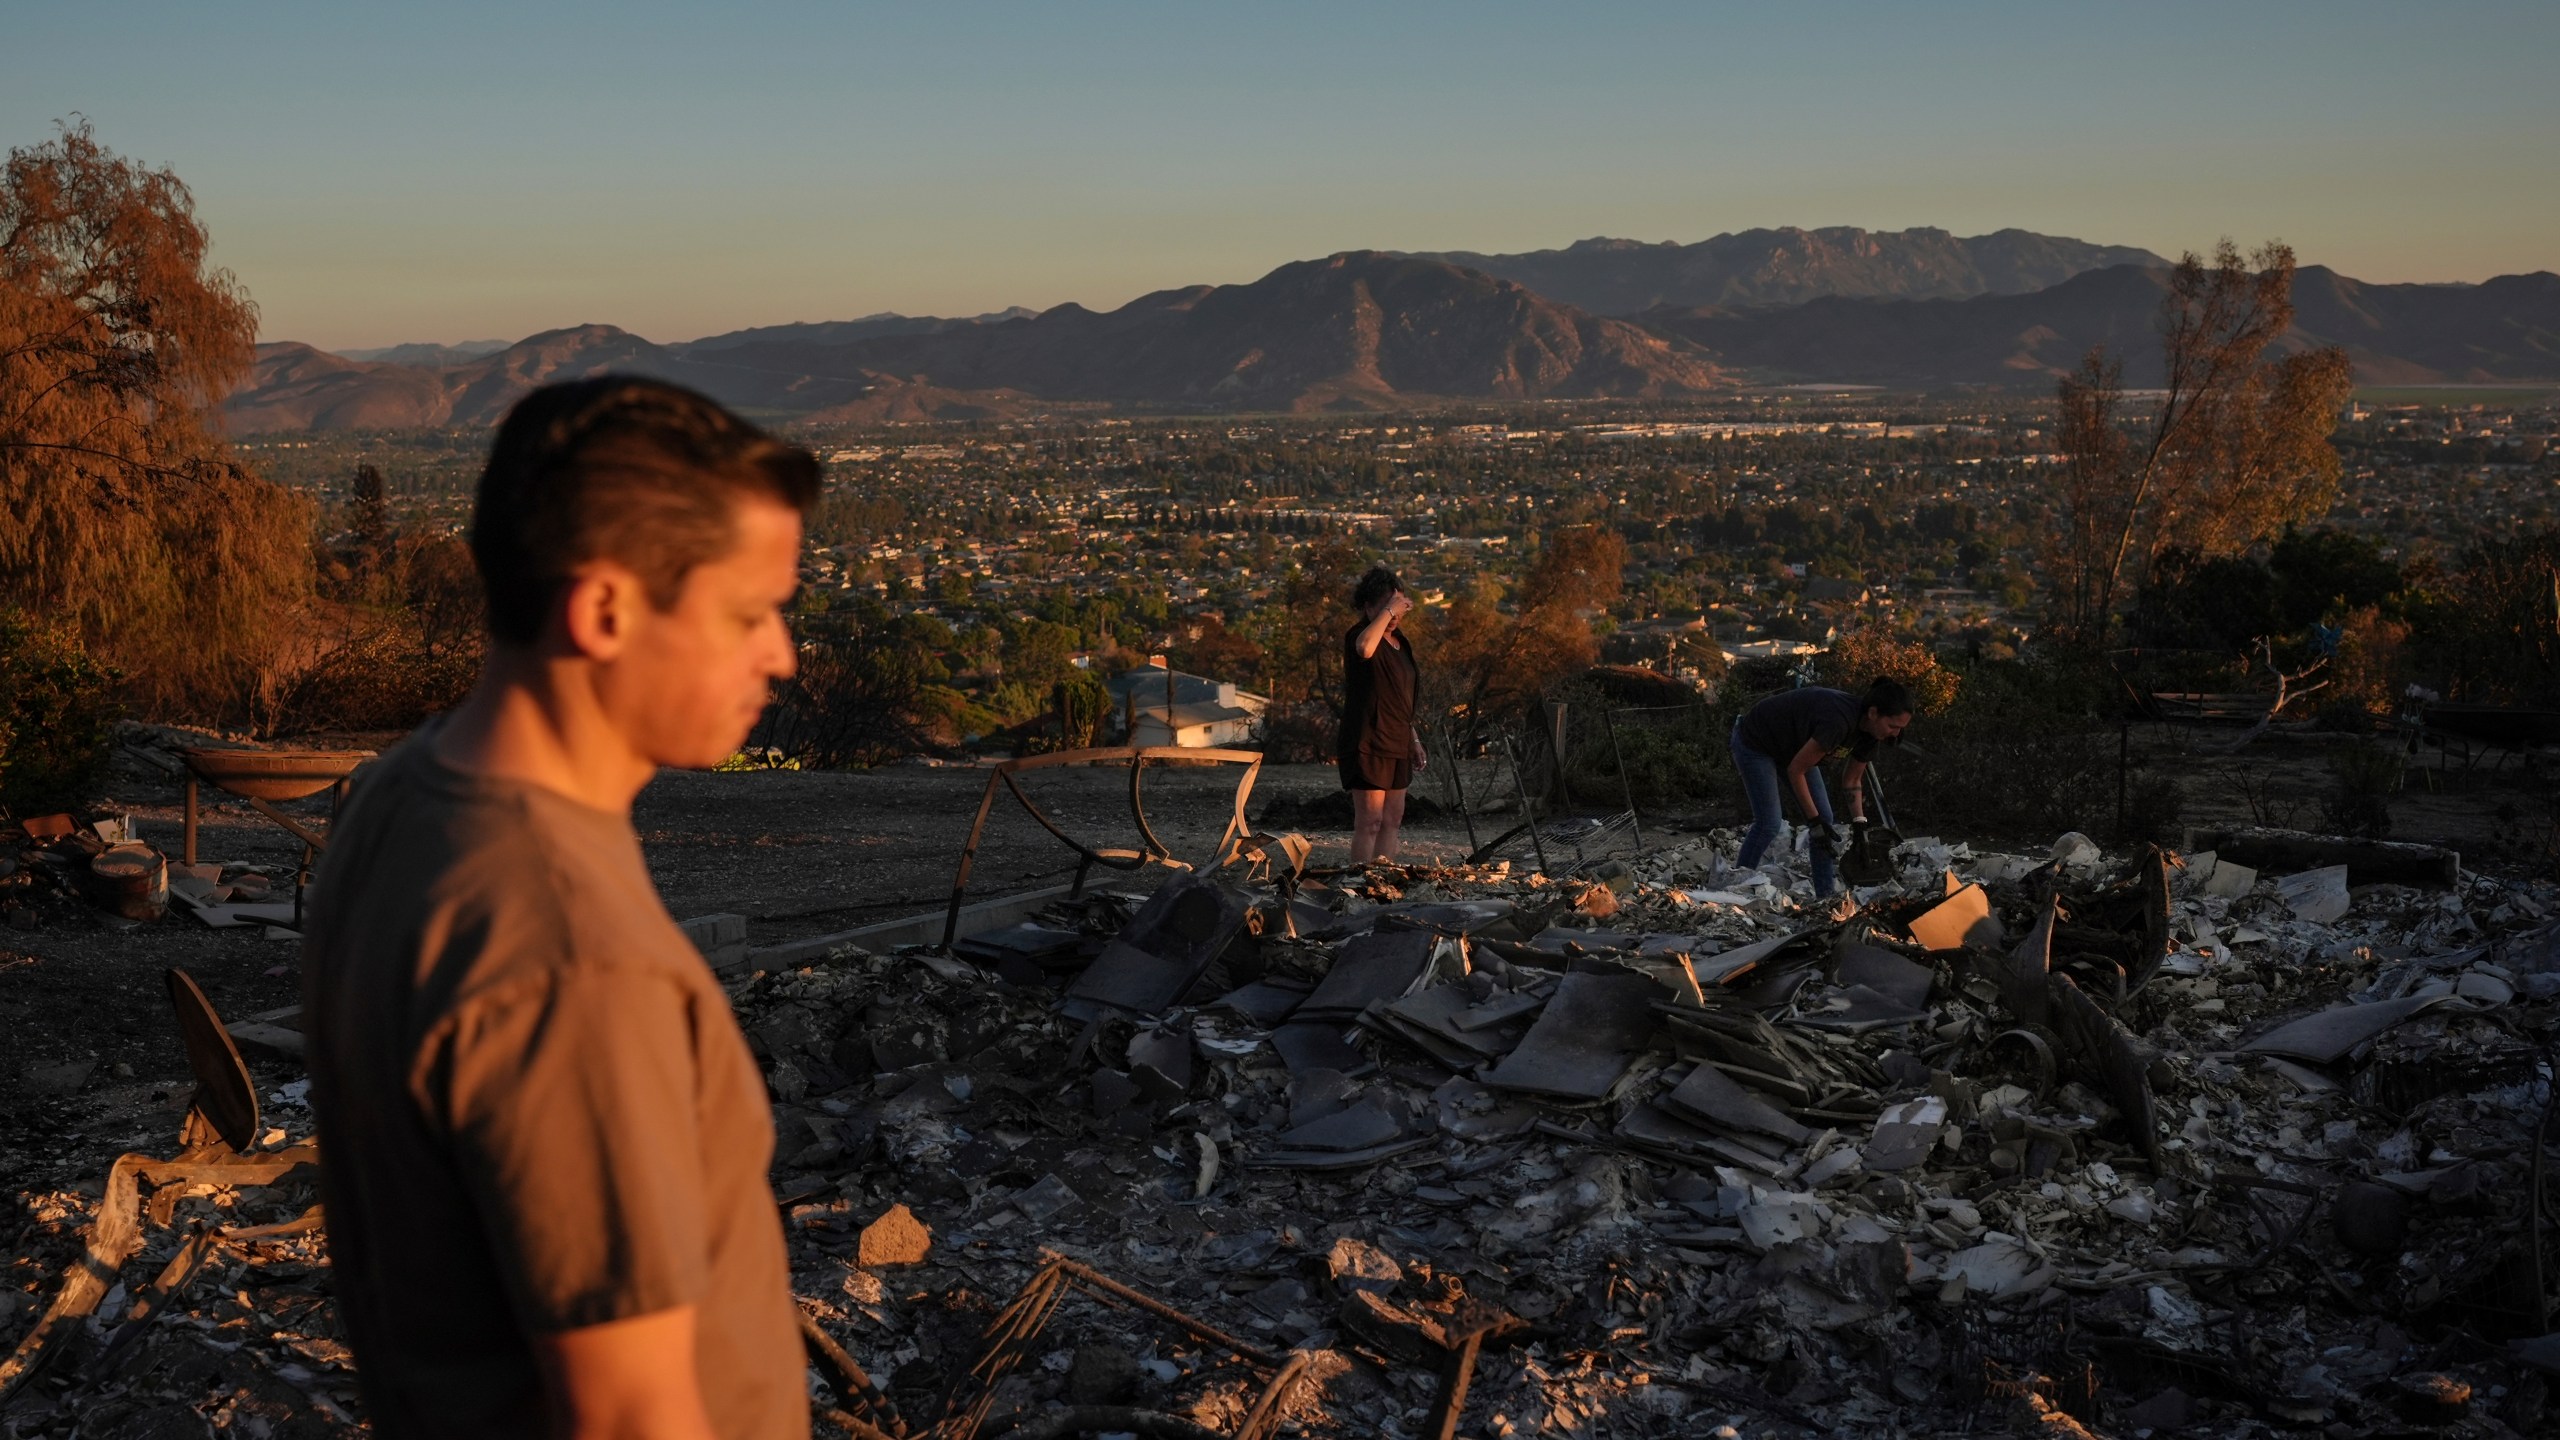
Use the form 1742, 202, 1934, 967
1340, 623, 1419, 761
1736, 686, 1876, 764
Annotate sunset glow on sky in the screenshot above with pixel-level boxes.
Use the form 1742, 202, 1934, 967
9, 0, 2554, 349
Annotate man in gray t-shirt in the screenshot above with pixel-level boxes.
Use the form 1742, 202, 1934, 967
305, 378, 820, 1440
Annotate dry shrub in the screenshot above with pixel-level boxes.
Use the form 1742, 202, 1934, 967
1818, 622, 1960, 714
258, 607, 480, 736
2320, 606, 2410, 725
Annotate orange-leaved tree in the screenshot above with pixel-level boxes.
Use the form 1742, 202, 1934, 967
0, 121, 312, 722
1415, 524, 1627, 740
2046, 240, 2354, 647
1818, 621, 1959, 715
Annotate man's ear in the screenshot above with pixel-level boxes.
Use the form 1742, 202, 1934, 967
559, 562, 643, 661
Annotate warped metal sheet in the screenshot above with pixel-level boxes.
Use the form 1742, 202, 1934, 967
1482, 970, 1660, 1101
1660, 1060, 1814, 1144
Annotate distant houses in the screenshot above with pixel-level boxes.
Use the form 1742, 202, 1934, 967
1103, 657, 1269, 749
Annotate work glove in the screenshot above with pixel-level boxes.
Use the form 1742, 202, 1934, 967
1809, 821, 1850, 856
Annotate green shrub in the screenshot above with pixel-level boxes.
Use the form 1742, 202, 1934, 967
0, 609, 122, 815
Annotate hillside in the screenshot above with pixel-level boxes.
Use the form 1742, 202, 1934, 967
226, 325, 711, 433
1415, 226, 2167, 315
226, 254, 1727, 429
335, 339, 512, 366
701, 253, 1726, 411
681, 308, 1038, 353
224, 249, 2560, 430
1636, 264, 2560, 388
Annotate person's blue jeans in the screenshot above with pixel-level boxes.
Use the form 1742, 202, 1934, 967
1731, 721, 1838, 896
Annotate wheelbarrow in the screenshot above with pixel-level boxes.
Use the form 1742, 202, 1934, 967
179, 749, 374, 928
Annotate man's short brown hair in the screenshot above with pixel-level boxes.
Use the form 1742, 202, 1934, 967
470, 377, 822, 646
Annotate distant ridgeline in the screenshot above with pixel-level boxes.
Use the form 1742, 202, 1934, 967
230, 229, 2559, 431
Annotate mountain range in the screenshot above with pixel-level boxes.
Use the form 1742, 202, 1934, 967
1411, 226, 2169, 314
334, 338, 513, 366
227, 228, 2558, 431
1640, 264, 2560, 388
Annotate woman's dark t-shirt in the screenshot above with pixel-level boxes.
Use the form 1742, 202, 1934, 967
1341, 623, 1419, 762
1736, 686, 1877, 763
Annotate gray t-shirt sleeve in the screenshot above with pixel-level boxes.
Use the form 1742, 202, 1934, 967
430, 967, 711, 1334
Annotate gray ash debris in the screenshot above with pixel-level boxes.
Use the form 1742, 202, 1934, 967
8, 821, 2559, 1438
733, 825, 2560, 1438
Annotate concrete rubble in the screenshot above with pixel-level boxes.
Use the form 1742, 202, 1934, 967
7, 811, 2560, 1437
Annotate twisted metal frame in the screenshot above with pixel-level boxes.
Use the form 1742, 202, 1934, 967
943, 746, 1263, 948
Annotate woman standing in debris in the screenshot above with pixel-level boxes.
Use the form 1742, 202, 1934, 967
1341, 565, 1426, 864
1730, 677, 1914, 898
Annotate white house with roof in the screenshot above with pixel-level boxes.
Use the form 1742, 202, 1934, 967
1105, 658, 1270, 749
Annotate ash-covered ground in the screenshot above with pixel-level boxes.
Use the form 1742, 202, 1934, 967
6, 738, 2559, 1438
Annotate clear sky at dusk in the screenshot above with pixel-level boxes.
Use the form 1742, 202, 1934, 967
8, 1, 2554, 350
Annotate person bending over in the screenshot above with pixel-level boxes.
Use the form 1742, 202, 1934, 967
1728, 677, 1914, 898
302, 378, 819, 1440
1339, 565, 1427, 863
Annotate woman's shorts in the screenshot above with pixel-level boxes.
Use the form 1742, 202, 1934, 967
1339, 751, 1414, 793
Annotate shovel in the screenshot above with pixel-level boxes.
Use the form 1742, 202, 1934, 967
1839, 763, 1902, 886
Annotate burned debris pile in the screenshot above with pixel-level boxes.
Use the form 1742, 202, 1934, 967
719, 827, 2560, 1437
8, 809, 2560, 1437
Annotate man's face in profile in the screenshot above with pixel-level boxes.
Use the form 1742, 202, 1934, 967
596, 496, 803, 769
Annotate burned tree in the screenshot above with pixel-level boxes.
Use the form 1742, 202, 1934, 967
2045, 241, 2354, 646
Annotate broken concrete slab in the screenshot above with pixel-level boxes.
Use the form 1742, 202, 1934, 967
1938, 1237, 2054, 1299
1692, 927, 1814, 983
1059, 938, 1203, 1022
1794, 985, 1931, 1033
1861, 1095, 1948, 1172
1059, 874, 1254, 1021
2204, 856, 2260, 899
1736, 1193, 1827, 1250
1429, 1077, 1541, 1140
2276, 865, 2353, 925
1371, 983, 1516, 1065
1617, 1104, 1788, 1174
1523, 926, 1637, 958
